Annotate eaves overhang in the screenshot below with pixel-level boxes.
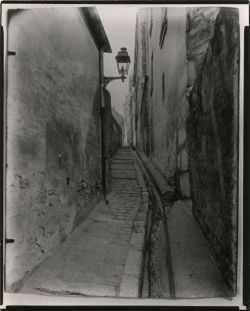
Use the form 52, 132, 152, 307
6, 7, 112, 54
78, 7, 112, 53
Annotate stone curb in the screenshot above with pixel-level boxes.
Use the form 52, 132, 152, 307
135, 149, 175, 204
118, 149, 149, 298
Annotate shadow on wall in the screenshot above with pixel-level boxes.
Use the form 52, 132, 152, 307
44, 86, 103, 241
187, 7, 239, 294
103, 88, 122, 193
6, 86, 103, 293
72, 87, 103, 227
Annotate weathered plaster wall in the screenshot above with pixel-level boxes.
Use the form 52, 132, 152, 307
146, 8, 189, 194
6, 8, 102, 291
187, 8, 239, 292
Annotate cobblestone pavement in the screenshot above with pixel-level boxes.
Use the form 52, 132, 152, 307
18, 147, 148, 298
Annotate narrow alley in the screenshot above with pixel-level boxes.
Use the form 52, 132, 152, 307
16, 148, 228, 298
3, 4, 241, 303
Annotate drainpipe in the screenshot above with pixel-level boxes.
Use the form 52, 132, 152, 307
99, 48, 107, 202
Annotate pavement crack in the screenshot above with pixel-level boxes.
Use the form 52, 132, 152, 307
35, 287, 90, 296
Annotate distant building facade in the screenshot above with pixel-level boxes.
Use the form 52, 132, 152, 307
132, 7, 239, 292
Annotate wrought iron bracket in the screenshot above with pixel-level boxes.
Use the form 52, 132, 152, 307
103, 75, 127, 88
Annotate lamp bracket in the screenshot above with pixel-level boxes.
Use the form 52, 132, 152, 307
103, 75, 127, 88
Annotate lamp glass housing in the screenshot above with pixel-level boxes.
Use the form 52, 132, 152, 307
115, 47, 131, 76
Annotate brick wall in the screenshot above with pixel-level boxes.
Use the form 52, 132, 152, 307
5, 8, 103, 291
187, 8, 239, 292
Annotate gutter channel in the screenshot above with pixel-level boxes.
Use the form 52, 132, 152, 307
132, 147, 176, 298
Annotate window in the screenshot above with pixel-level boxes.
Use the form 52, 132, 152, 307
186, 13, 191, 33
149, 8, 153, 37
159, 8, 168, 48
150, 52, 153, 96
162, 72, 165, 101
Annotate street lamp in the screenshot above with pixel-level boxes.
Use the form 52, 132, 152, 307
104, 47, 131, 87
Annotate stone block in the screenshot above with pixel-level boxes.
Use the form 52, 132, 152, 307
123, 247, 142, 277
187, 60, 196, 87
178, 127, 186, 146
130, 232, 145, 250
119, 274, 140, 298
181, 148, 188, 171
180, 171, 190, 198
141, 201, 149, 212
177, 153, 181, 170
142, 191, 149, 202
133, 219, 146, 231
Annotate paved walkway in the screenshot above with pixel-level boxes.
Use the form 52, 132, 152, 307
18, 147, 149, 298
167, 200, 229, 298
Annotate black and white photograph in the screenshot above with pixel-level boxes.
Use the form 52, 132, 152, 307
1, 2, 248, 307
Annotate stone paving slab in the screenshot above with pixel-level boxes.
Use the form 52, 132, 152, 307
112, 164, 135, 170
19, 200, 138, 297
112, 170, 137, 179
111, 159, 134, 164
117, 150, 149, 298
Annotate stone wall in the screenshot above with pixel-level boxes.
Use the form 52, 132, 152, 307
103, 89, 122, 192
5, 8, 103, 291
123, 93, 132, 146
133, 9, 149, 151
112, 118, 122, 155
123, 76, 134, 147
112, 108, 125, 146
186, 7, 220, 85
187, 8, 239, 292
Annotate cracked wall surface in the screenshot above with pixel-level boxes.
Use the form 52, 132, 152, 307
5, 8, 103, 291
